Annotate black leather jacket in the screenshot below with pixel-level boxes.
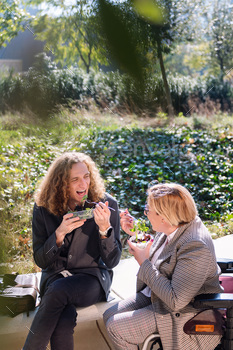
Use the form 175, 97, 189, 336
32, 193, 122, 297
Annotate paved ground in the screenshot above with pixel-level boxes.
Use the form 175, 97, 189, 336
213, 234, 233, 260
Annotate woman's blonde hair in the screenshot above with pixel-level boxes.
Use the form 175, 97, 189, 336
147, 183, 197, 226
35, 152, 105, 216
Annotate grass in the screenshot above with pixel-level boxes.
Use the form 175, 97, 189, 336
0, 108, 232, 274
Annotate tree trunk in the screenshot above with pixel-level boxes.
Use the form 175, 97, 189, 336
157, 40, 174, 119
218, 54, 224, 83
77, 45, 90, 73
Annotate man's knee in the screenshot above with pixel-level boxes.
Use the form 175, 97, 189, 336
44, 278, 69, 304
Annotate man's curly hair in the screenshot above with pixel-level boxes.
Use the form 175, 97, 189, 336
35, 152, 106, 216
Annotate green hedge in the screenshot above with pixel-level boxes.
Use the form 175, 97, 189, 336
89, 127, 233, 221
0, 54, 232, 116
1, 123, 232, 222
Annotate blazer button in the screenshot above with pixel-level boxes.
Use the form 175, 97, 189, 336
69, 254, 72, 259
175, 313, 180, 317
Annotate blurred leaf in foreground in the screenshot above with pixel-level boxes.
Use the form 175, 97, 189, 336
133, 0, 165, 25
98, 0, 144, 83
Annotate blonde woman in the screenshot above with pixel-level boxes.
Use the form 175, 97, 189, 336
23, 152, 121, 350
104, 183, 222, 350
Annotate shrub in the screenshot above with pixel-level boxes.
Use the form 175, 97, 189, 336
0, 54, 232, 116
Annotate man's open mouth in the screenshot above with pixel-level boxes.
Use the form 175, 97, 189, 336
76, 190, 86, 195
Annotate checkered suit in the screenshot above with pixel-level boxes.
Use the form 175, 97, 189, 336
104, 216, 223, 350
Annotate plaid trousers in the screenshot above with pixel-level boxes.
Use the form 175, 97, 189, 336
103, 292, 158, 350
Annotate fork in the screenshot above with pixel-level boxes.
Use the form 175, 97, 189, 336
85, 199, 116, 211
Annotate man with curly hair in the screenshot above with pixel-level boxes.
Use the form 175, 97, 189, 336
23, 152, 122, 350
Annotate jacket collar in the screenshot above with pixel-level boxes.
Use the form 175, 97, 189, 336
149, 218, 195, 260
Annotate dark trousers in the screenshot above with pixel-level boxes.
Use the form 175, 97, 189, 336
23, 273, 105, 350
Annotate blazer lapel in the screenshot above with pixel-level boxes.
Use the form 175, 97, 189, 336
149, 233, 167, 261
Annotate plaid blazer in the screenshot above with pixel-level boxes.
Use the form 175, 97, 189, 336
137, 216, 223, 350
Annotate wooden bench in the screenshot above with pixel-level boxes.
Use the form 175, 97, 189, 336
0, 258, 139, 350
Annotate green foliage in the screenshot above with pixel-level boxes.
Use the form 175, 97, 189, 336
0, 112, 233, 272
129, 218, 151, 241
0, 0, 29, 48
131, 218, 150, 235
1, 116, 232, 221
133, 0, 164, 25
93, 127, 233, 221
26, 0, 212, 117
98, 0, 147, 83
0, 55, 233, 116
207, 0, 233, 78
28, 0, 105, 72
158, 0, 233, 81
